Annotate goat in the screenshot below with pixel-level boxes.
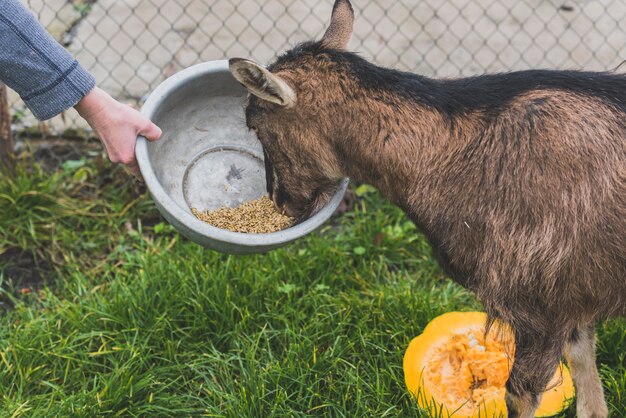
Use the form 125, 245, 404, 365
228, 0, 626, 416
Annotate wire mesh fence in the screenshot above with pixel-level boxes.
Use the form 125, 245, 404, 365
9, 0, 626, 136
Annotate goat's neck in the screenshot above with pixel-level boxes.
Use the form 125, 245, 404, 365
333, 97, 472, 215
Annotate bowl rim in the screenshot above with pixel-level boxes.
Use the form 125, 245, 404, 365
135, 59, 349, 248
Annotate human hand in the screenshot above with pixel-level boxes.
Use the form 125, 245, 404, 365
75, 87, 162, 176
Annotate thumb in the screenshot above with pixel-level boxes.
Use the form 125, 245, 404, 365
139, 120, 162, 141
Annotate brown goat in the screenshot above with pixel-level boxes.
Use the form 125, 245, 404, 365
228, 0, 626, 416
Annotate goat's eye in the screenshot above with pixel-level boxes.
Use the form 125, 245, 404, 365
250, 126, 259, 133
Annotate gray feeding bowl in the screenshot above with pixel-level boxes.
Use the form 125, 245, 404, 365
136, 60, 349, 254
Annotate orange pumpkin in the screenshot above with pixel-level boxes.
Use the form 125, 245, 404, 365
403, 312, 574, 417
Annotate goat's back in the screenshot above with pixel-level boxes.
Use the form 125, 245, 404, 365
410, 79, 626, 325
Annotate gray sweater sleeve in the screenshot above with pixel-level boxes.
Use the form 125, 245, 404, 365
0, 0, 96, 120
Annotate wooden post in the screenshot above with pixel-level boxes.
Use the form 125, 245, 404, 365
0, 82, 14, 169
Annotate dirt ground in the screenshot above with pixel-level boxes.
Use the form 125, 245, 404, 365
10, 0, 626, 133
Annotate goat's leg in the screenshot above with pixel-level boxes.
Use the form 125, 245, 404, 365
504, 329, 564, 418
564, 324, 608, 418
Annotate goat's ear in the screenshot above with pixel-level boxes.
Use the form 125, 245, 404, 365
228, 58, 296, 108
321, 0, 354, 49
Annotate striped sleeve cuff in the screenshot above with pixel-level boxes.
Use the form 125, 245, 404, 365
22, 60, 96, 121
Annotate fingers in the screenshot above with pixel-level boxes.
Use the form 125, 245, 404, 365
81, 89, 162, 175
140, 120, 162, 141
129, 118, 160, 179
129, 120, 161, 180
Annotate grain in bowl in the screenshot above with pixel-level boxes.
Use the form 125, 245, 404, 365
192, 195, 294, 233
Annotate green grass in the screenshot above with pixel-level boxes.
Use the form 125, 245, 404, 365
0, 156, 624, 417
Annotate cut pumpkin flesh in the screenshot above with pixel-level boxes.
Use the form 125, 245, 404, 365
403, 312, 574, 417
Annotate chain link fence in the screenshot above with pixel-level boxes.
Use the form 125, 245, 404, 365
9, 0, 626, 137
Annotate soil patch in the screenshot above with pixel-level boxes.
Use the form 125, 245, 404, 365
0, 248, 53, 311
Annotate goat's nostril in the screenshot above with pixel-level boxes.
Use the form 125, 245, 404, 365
270, 196, 289, 218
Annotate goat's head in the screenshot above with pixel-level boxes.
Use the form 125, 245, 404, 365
229, 0, 354, 222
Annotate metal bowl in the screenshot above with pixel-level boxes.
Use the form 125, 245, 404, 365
136, 60, 349, 254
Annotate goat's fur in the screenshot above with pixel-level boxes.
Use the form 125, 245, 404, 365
229, 0, 626, 416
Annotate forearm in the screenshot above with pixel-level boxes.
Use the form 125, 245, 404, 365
0, 0, 95, 120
